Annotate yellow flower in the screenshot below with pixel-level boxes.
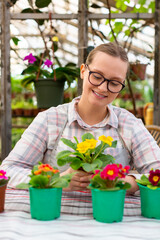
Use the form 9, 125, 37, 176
85, 139, 98, 149
77, 141, 90, 153
52, 36, 59, 42
98, 135, 113, 146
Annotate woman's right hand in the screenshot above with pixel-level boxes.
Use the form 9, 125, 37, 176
60, 167, 93, 192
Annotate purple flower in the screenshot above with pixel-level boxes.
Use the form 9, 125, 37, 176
24, 53, 36, 64
44, 59, 53, 68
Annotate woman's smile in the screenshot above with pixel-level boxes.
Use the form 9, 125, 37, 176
92, 90, 108, 99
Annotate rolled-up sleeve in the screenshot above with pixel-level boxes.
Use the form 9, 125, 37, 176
1, 111, 48, 188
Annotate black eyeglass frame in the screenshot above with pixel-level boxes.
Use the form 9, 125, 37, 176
85, 64, 125, 93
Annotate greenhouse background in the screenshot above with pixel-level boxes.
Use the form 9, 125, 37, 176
0, 0, 160, 160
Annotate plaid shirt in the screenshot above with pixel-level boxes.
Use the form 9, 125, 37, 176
2, 96, 160, 187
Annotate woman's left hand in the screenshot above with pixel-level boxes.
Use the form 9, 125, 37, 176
124, 175, 139, 195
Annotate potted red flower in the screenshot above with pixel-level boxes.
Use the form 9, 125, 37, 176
88, 163, 131, 223
136, 169, 160, 219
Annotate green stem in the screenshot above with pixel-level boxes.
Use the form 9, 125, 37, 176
92, 142, 105, 161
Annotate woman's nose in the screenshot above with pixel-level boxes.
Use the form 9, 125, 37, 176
97, 81, 108, 92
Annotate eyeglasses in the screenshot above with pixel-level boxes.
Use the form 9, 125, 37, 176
86, 64, 125, 93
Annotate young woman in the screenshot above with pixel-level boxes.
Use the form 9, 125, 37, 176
2, 42, 160, 196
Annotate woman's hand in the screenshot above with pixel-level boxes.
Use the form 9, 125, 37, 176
60, 167, 93, 192
124, 175, 139, 195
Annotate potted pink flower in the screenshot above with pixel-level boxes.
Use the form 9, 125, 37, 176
21, 51, 80, 108
88, 163, 131, 223
136, 169, 160, 219
0, 169, 9, 213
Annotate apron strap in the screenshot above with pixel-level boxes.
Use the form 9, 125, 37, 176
116, 128, 134, 169
49, 110, 68, 164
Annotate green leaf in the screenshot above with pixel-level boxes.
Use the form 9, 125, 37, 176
35, 0, 52, 8
81, 162, 97, 172
51, 178, 68, 188
98, 154, 115, 167
82, 133, 95, 141
90, 174, 107, 189
12, 37, 20, 46
22, 65, 39, 75
61, 138, 77, 150
56, 150, 73, 159
149, 2, 155, 13
61, 172, 76, 181
111, 140, 117, 148
72, 152, 84, 158
116, 181, 131, 190
92, 158, 103, 168
70, 159, 82, 170
147, 184, 158, 190
74, 136, 79, 144
21, 8, 44, 25
136, 174, 151, 186
21, 75, 36, 87
16, 183, 30, 189
94, 142, 103, 154
29, 175, 49, 188
57, 158, 67, 166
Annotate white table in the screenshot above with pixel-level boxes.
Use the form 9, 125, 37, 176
0, 188, 160, 240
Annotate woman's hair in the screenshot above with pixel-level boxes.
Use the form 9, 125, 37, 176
85, 42, 128, 65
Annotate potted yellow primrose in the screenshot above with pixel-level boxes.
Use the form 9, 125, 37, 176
136, 169, 160, 219
56, 133, 117, 172
88, 164, 131, 223
16, 162, 74, 221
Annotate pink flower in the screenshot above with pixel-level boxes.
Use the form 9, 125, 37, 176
100, 164, 119, 180
91, 169, 100, 178
23, 53, 36, 64
0, 170, 8, 180
44, 59, 53, 67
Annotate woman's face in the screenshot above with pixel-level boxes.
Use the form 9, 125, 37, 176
80, 51, 128, 109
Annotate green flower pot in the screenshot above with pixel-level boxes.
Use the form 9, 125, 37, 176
34, 79, 64, 108
29, 187, 62, 221
138, 183, 160, 219
91, 189, 126, 223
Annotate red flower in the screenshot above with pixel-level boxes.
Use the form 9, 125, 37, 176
118, 165, 130, 178
100, 164, 119, 180
149, 169, 160, 186
34, 164, 59, 175
38, 164, 54, 172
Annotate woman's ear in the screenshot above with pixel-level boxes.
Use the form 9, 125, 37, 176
80, 64, 85, 79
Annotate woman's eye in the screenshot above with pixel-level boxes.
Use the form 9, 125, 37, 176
110, 81, 119, 86
93, 73, 103, 80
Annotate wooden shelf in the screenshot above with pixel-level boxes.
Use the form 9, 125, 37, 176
12, 108, 46, 118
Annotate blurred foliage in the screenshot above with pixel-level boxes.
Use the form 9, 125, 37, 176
11, 128, 25, 149
112, 79, 153, 110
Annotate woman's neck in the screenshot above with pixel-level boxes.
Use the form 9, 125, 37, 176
76, 100, 108, 126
